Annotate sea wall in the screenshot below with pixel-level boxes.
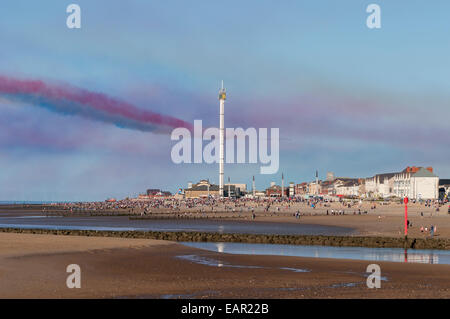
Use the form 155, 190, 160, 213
1, 227, 448, 250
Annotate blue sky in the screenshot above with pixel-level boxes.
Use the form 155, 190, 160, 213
1, 1, 449, 201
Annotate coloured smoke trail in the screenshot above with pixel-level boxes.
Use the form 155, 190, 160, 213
0, 75, 193, 133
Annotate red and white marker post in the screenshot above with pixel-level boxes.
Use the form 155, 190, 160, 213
404, 197, 409, 237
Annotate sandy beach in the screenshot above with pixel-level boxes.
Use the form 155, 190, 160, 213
0, 232, 449, 299
4, 201, 448, 238
1, 203, 449, 299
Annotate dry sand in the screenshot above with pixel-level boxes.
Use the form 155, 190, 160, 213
253, 214, 450, 238
0, 232, 449, 299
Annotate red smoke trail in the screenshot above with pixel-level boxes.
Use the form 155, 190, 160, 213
0, 75, 193, 132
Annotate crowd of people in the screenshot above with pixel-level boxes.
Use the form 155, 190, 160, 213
45, 196, 349, 216
42, 195, 442, 219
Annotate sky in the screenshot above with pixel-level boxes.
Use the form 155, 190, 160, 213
0, 0, 449, 201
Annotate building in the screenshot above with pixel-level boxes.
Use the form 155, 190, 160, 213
266, 184, 289, 197
225, 183, 246, 192
223, 183, 244, 198
286, 166, 439, 200
289, 182, 295, 197
358, 179, 366, 198
320, 180, 335, 195
295, 183, 308, 196
361, 166, 439, 199
365, 173, 396, 198
184, 179, 243, 198
335, 179, 360, 197
393, 167, 439, 200
184, 180, 219, 198
308, 181, 322, 196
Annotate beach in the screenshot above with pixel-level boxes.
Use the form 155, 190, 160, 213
1, 232, 449, 299
1, 202, 449, 299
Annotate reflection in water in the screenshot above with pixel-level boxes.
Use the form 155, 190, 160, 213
176, 255, 311, 273
216, 243, 225, 253
279, 267, 310, 273
176, 255, 264, 269
330, 282, 359, 288
181, 242, 450, 265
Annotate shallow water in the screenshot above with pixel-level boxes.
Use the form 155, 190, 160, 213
181, 242, 450, 265
0, 214, 354, 235
175, 254, 311, 273
176, 255, 265, 269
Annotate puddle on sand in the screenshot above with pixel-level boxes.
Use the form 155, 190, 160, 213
176, 255, 311, 273
279, 267, 310, 273
176, 255, 265, 269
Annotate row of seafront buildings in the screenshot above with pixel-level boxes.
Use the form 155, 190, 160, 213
182, 166, 448, 200
129, 166, 449, 201
294, 166, 445, 200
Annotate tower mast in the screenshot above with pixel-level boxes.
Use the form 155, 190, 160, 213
252, 175, 256, 197
219, 81, 226, 198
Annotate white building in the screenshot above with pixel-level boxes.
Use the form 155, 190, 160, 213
307, 181, 322, 196
393, 167, 439, 200
225, 183, 247, 192
335, 180, 360, 197
364, 173, 395, 198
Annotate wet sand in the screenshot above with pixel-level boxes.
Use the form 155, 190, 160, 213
0, 232, 449, 298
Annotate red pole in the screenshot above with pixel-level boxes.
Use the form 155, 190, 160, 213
405, 204, 408, 236
404, 197, 408, 237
